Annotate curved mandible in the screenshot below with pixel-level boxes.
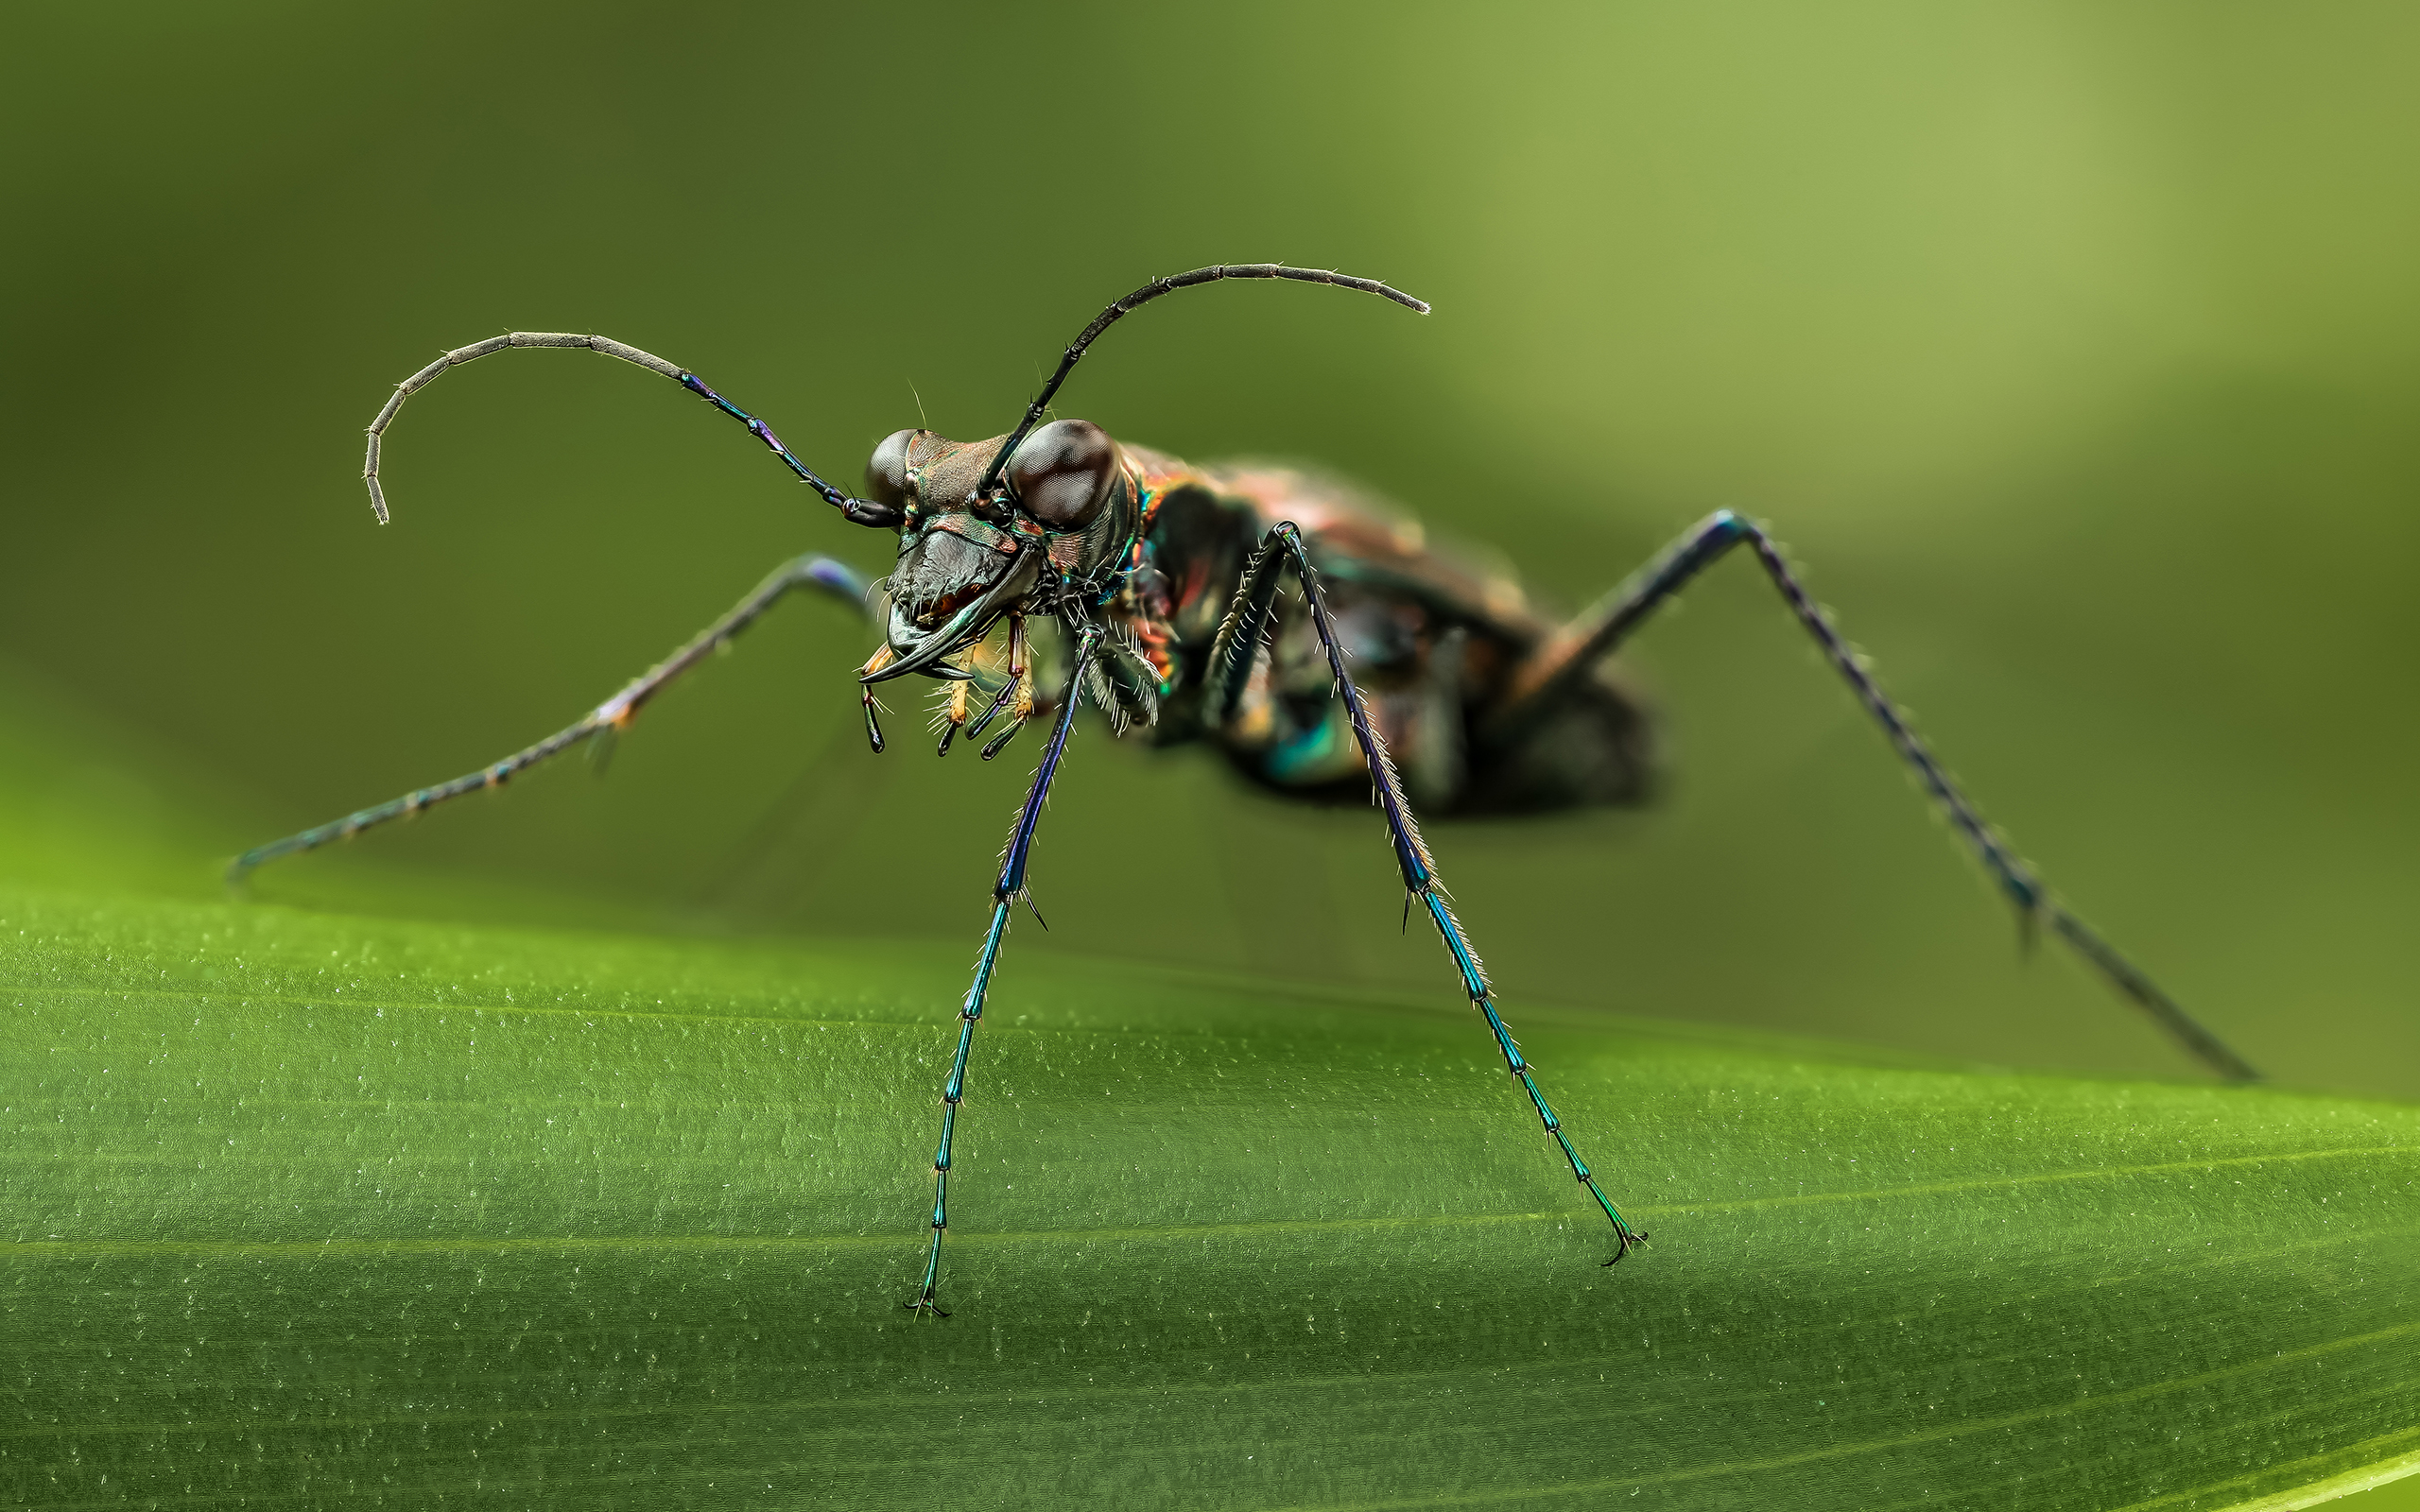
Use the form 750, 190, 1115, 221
359, 333, 900, 528
975, 265, 1431, 500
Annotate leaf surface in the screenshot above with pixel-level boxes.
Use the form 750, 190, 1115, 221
3, 885, 2415, 1510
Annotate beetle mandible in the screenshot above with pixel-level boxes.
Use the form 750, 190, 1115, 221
232, 264, 2261, 1317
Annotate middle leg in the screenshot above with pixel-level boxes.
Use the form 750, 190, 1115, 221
1204, 524, 1650, 1264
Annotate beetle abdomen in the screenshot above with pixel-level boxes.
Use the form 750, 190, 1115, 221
1124, 451, 1656, 817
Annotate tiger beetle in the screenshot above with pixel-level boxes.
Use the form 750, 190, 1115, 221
231, 264, 2262, 1318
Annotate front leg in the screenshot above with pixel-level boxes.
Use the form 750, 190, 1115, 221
1204, 525, 1650, 1265
908, 622, 1104, 1317
230, 555, 873, 880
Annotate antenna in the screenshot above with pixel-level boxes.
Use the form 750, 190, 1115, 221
975, 265, 1428, 499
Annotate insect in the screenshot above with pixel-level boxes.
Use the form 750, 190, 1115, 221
232, 264, 2262, 1317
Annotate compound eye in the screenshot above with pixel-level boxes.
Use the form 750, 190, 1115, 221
1007, 419, 1116, 530
866, 429, 917, 509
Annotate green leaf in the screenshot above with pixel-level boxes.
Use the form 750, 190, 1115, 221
4, 883, 2415, 1509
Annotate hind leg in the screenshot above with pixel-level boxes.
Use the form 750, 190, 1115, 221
1486, 512, 2259, 1083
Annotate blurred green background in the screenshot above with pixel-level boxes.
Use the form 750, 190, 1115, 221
6, 0, 2419, 1108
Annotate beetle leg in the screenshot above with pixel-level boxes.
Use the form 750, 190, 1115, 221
1206, 526, 1651, 1267
1486, 510, 2260, 1084
229, 555, 875, 881
908, 623, 1103, 1318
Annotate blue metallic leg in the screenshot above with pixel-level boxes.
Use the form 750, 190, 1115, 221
908, 623, 1104, 1317
1206, 527, 1650, 1264
1492, 510, 2258, 1084
228, 555, 873, 881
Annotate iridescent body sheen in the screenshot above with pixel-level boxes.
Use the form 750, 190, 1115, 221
1113, 448, 1652, 816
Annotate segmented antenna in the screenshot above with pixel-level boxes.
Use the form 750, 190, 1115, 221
358, 333, 900, 528
975, 265, 1430, 499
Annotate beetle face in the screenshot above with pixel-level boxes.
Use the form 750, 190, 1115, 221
861, 421, 1130, 683
864, 429, 1031, 680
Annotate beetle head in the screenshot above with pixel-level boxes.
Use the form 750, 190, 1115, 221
861, 420, 1135, 683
